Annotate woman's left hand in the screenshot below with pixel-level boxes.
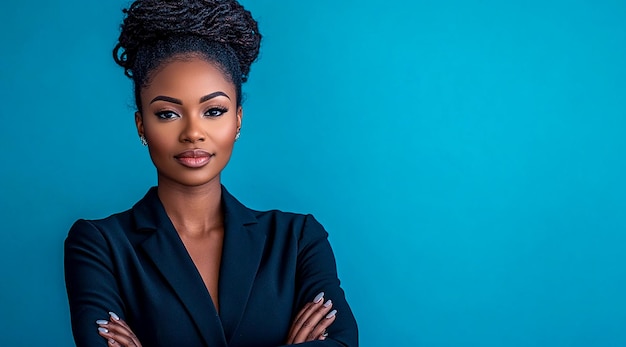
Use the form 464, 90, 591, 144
286, 292, 337, 344
96, 312, 143, 347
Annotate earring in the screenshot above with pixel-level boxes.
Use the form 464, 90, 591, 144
235, 129, 241, 141
140, 135, 147, 146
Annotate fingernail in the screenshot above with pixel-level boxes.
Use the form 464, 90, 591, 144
322, 332, 329, 337
96, 320, 108, 325
313, 292, 324, 303
108, 311, 120, 321
109, 338, 115, 344
326, 309, 337, 319
98, 327, 109, 333
323, 299, 332, 307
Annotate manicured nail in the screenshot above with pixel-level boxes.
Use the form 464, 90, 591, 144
109, 338, 115, 344
313, 292, 324, 303
322, 332, 329, 337
96, 320, 108, 325
326, 309, 337, 319
98, 327, 109, 333
323, 299, 332, 307
108, 312, 120, 321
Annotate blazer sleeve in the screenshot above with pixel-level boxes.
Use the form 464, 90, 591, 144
64, 219, 126, 347
280, 214, 359, 347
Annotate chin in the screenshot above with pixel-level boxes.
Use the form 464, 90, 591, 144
157, 168, 222, 188
180, 173, 222, 187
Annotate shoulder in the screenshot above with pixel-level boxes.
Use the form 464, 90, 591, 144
253, 209, 325, 231
248, 209, 330, 251
252, 208, 308, 225
66, 208, 134, 245
222, 186, 329, 240
66, 187, 161, 244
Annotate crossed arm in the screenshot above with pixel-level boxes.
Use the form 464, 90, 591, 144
96, 292, 337, 346
65, 214, 358, 347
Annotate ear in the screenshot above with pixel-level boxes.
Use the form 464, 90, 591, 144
236, 106, 243, 131
135, 111, 144, 137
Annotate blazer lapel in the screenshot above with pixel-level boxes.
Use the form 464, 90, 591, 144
218, 186, 267, 343
133, 188, 228, 347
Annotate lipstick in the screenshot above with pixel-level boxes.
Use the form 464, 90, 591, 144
174, 149, 213, 168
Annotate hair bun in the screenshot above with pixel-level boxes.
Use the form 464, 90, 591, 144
114, 0, 261, 81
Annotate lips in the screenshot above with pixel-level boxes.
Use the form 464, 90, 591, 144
174, 149, 213, 168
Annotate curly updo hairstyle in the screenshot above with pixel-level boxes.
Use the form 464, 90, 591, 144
113, 0, 261, 112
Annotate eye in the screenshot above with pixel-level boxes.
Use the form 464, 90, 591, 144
155, 110, 179, 120
205, 107, 228, 118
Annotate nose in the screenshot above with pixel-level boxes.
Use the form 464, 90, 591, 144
180, 115, 206, 143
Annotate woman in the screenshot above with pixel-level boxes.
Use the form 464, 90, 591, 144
63, 1, 358, 346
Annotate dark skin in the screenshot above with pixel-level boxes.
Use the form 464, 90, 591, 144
96, 56, 336, 346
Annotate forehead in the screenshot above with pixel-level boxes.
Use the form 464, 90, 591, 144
141, 57, 235, 100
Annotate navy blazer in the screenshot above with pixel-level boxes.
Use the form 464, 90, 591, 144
65, 186, 358, 347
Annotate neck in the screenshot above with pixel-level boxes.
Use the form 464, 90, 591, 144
156, 177, 224, 238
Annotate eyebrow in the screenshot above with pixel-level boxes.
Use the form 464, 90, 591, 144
150, 95, 182, 105
200, 91, 230, 103
150, 91, 231, 105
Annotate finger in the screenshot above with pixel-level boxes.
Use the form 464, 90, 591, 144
113, 324, 142, 346
295, 292, 324, 323
99, 319, 132, 337
290, 301, 312, 335
286, 292, 325, 343
293, 300, 335, 343
107, 337, 126, 347
318, 330, 329, 341
98, 326, 133, 347
286, 302, 310, 344
310, 312, 336, 341
109, 339, 136, 347
300, 305, 335, 343
98, 326, 136, 347
287, 302, 322, 343
113, 318, 138, 339
108, 313, 142, 347
287, 302, 316, 342
97, 315, 142, 347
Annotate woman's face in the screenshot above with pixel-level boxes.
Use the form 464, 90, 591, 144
135, 55, 241, 188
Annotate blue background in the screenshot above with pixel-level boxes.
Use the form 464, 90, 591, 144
1, 1, 625, 346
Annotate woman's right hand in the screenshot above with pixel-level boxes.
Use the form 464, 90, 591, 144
96, 312, 143, 347
286, 292, 337, 344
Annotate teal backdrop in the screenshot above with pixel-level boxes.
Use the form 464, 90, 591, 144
1, 1, 625, 346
